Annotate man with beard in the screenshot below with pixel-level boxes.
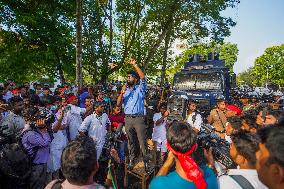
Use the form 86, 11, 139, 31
116, 58, 149, 171
1, 96, 25, 138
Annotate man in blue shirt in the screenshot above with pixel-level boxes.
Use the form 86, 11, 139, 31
149, 121, 218, 189
116, 58, 149, 171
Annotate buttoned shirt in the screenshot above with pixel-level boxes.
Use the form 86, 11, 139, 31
66, 104, 86, 140
123, 79, 146, 115
47, 111, 68, 172
79, 113, 110, 159
218, 169, 268, 189
152, 112, 167, 142
208, 108, 227, 138
22, 129, 51, 164
185, 112, 203, 131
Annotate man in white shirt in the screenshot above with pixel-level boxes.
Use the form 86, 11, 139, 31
79, 101, 110, 160
152, 103, 169, 165
47, 107, 68, 179
218, 131, 267, 189
185, 100, 202, 131
225, 116, 242, 144
65, 95, 86, 140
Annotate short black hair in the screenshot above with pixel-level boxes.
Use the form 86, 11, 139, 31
167, 121, 197, 153
241, 110, 258, 129
231, 131, 260, 167
257, 124, 284, 167
94, 101, 104, 108
267, 109, 283, 122
85, 96, 93, 100
159, 102, 167, 110
9, 96, 23, 106
61, 136, 97, 185
127, 71, 139, 79
227, 116, 242, 130
217, 99, 225, 104
42, 86, 50, 91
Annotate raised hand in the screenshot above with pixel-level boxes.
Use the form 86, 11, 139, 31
129, 58, 137, 65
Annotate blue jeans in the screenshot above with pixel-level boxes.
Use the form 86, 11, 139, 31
118, 141, 127, 161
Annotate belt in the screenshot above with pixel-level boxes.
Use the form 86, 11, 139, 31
214, 129, 226, 134
125, 114, 144, 118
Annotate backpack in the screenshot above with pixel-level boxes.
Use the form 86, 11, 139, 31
0, 142, 32, 188
229, 175, 255, 189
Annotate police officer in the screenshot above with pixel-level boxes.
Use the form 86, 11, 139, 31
116, 58, 150, 171
208, 99, 228, 138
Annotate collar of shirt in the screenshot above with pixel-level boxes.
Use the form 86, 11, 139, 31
61, 179, 104, 189
227, 169, 258, 176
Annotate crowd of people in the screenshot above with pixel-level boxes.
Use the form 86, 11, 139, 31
0, 59, 284, 189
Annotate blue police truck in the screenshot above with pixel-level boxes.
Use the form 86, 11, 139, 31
168, 53, 235, 121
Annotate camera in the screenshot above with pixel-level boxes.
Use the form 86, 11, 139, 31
24, 106, 55, 127
197, 124, 236, 169
101, 124, 124, 161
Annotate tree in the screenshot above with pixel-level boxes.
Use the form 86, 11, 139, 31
174, 42, 239, 75
236, 67, 257, 87
253, 44, 284, 86
76, 0, 83, 88
0, 0, 240, 84
0, 0, 76, 83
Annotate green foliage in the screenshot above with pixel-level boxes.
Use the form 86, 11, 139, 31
236, 67, 257, 87
0, 0, 76, 83
174, 42, 239, 76
0, 0, 240, 84
253, 44, 284, 86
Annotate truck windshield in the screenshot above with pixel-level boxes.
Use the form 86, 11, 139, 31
173, 72, 224, 90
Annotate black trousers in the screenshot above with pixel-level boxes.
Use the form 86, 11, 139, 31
125, 116, 147, 159
30, 164, 47, 189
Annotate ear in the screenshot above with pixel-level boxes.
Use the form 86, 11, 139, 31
271, 164, 284, 183
236, 154, 246, 166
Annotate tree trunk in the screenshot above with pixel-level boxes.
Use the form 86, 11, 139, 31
58, 60, 65, 85
76, 0, 83, 88
160, 33, 171, 86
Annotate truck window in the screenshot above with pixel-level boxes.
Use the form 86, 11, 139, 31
173, 72, 224, 91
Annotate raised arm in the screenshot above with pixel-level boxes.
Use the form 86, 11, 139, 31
129, 58, 145, 80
